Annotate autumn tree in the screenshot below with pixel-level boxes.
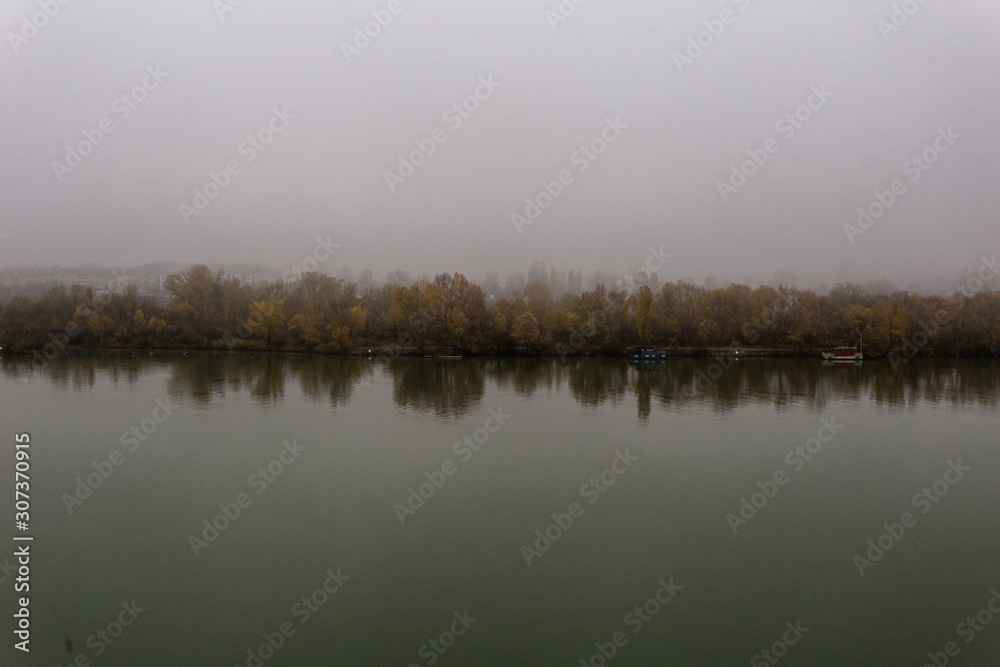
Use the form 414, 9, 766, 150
512, 312, 541, 351
164, 265, 226, 342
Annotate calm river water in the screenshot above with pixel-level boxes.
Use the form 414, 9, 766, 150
0, 354, 998, 666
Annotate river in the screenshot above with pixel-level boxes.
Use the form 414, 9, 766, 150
1, 354, 998, 665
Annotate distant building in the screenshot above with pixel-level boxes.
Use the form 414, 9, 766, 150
0, 262, 278, 302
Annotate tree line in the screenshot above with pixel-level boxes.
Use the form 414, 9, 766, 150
1, 264, 999, 358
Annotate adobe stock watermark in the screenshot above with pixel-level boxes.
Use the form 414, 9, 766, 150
684, 350, 740, 395
369, 292, 456, 356
888, 307, 950, 371
741, 290, 794, 344
717, 84, 833, 202
726, 416, 844, 534
179, 107, 295, 224
29, 267, 128, 368
224, 236, 339, 351
213, 0, 248, 22
545, 0, 594, 31
852, 459, 970, 577
511, 116, 628, 234
577, 577, 682, 667
921, 588, 1000, 667
59, 600, 145, 666
889, 254, 999, 369
8, 0, 72, 54
52, 65, 169, 183
188, 438, 306, 556
61, 397, 177, 515
520, 449, 639, 567
615, 244, 672, 292
953, 254, 1000, 298
555, 299, 617, 357
393, 408, 511, 524
844, 126, 959, 244
231, 567, 350, 667
406, 610, 477, 667
878, 0, 935, 41
33, 318, 81, 364
685, 291, 798, 391
224, 300, 283, 352
750, 620, 811, 667
280, 235, 340, 282
684, 292, 797, 393
384, 75, 502, 193
340, 0, 407, 63
672, 0, 758, 73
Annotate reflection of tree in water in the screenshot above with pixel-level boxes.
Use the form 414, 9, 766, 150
390, 359, 484, 419
939, 361, 1000, 408
815, 362, 866, 406
662, 359, 836, 413
867, 359, 1000, 410
289, 355, 368, 408
240, 355, 287, 405
641, 357, 1000, 413
166, 354, 231, 405
163, 354, 288, 406
565, 358, 915, 415
165, 354, 368, 407
741, 361, 823, 410
625, 361, 692, 413
42, 356, 97, 391
7, 353, 163, 391
0, 356, 37, 384
624, 358, 826, 414
160, 354, 366, 407
566, 358, 629, 408
6, 353, 999, 415
484, 358, 559, 398
632, 366, 653, 420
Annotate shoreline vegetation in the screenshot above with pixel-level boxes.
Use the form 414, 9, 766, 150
2, 264, 998, 361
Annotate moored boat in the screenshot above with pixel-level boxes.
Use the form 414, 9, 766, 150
628, 346, 669, 362
821, 346, 863, 362
425, 346, 462, 359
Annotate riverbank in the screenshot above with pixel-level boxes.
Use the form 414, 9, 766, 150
0, 344, 986, 360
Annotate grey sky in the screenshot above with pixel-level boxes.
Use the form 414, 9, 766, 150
2, 0, 999, 288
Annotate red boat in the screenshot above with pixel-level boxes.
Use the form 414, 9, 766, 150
822, 346, 863, 362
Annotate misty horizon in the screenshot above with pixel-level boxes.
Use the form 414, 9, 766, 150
0, 255, 995, 299
3, 1, 998, 291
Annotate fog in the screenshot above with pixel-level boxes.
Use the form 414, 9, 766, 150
2, 0, 999, 290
